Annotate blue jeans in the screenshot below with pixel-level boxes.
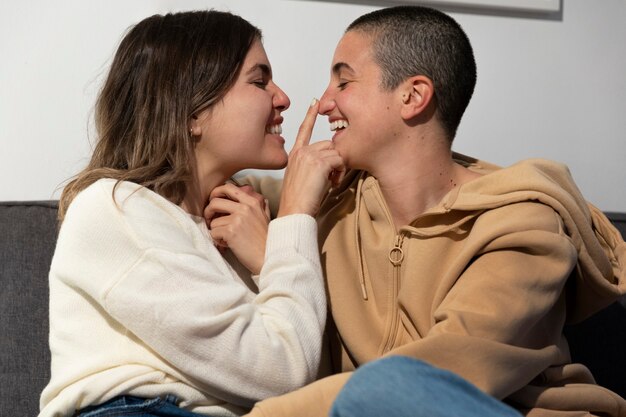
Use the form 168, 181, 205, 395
75, 395, 210, 417
331, 356, 523, 417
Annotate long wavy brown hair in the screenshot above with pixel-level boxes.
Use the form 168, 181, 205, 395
58, 10, 261, 222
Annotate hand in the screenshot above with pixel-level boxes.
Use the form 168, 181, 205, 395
278, 99, 346, 217
204, 183, 271, 275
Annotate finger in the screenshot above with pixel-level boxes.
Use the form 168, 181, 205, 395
306, 139, 334, 151
312, 149, 343, 160
204, 198, 240, 221
237, 185, 267, 208
324, 155, 346, 187
263, 198, 271, 219
209, 227, 229, 247
210, 184, 262, 207
324, 153, 346, 170
237, 184, 255, 194
208, 214, 234, 230
210, 183, 240, 201
329, 169, 346, 188
291, 98, 319, 153
334, 169, 346, 186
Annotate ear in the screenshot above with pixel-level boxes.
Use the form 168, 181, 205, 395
399, 76, 435, 121
189, 113, 202, 138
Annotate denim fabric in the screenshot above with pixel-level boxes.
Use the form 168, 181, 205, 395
331, 356, 523, 417
76, 395, 210, 417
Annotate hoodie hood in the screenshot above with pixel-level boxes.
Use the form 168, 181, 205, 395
454, 156, 625, 322
345, 154, 626, 323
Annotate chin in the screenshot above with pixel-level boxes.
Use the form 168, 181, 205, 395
270, 158, 288, 170
254, 156, 288, 171
272, 152, 289, 169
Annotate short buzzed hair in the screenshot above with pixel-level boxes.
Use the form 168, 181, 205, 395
348, 6, 476, 141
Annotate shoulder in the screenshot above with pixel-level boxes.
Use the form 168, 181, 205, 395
468, 202, 578, 266
63, 179, 199, 250
63, 179, 123, 229
65, 179, 161, 226
475, 202, 566, 236
454, 157, 583, 238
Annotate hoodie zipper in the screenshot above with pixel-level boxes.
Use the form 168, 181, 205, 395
382, 233, 405, 352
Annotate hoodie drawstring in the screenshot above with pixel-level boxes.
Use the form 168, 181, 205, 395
355, 174, 368, 300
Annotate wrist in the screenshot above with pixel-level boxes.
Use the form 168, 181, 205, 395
277, 205, 316, 218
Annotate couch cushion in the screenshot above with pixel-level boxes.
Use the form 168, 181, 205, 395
0, 201, 58, 417
1, 201, 624, 414
564, 211, 626, 399
605, 212, 626, 241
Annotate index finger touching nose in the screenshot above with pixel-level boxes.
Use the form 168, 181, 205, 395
291, 98, 319, 153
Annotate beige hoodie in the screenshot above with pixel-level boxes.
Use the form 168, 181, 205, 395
247, 155, 626, 417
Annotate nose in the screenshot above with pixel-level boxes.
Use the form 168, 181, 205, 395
272, 83, 291, 112
318, 84, 335, 116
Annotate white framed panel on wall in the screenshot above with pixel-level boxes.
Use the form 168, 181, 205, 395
389, 0, 560, 12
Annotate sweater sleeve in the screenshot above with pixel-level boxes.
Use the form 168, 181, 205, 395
58, 181, 326, 406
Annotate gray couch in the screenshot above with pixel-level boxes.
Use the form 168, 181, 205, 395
1, 201, 625, 417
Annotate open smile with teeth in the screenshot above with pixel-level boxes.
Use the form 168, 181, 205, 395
330, 120, 349, 131
266, 124, 282, 134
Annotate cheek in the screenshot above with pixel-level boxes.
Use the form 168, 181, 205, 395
337, 88, 371, 118
243, 92, 273, 120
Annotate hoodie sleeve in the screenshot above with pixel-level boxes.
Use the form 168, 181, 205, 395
245, 372, 352, 417
389, 202, 579, 400
245, 202, 581, 416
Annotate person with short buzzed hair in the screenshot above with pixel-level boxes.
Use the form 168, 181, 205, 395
244, 6, 626, 417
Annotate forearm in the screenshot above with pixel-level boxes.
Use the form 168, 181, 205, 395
103, 215, 326, 404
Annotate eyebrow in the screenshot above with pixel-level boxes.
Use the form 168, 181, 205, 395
332, 62, 355, 76
246, 63, 272, 77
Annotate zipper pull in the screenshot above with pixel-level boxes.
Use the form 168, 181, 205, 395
389, 234, 404, 266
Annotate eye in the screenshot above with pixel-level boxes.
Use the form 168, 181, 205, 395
253, 79, 268, 89
338, 80, 350, 90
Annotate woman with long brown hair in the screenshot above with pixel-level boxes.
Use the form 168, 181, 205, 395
39, 10, 343, 417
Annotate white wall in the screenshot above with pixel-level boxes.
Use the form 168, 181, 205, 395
1, 0, 625, 211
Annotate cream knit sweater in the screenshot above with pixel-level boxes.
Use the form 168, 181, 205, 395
39, 179, 326, 417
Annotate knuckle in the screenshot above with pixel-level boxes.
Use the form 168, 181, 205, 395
240, 184, 254, 194
232, 217, 243, 230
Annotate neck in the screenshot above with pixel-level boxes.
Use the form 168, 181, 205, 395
368, 129, 477, 229
181, 158, 231, 217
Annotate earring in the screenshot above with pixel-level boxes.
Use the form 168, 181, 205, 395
189, 128, 194, 136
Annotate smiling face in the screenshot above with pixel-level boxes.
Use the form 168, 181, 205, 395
319, 30, 401, 172
192, 38, 290, 176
